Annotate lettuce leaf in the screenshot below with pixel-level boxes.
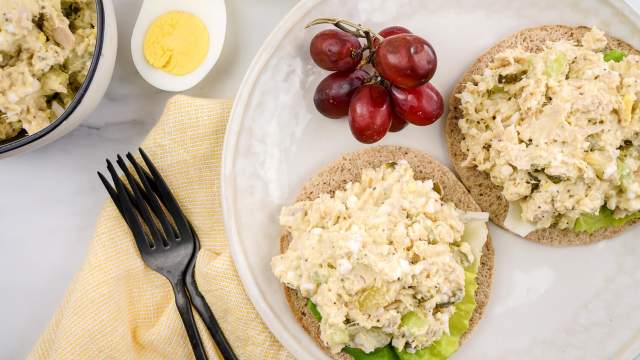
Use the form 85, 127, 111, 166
307, 299, 322, 321
604, 49, 627, 62
396, 261, 479, 360
573, 206, 640, 233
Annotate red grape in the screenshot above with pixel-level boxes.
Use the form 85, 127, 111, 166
314, 69, 368, 119
389, 111, 408, 132
374, 34, 437, 88
349, 84, 392, 143
390, 83, 443, 126
372, 26, 412, 48
310, 29, 363, 71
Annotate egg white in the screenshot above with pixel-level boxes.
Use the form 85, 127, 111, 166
131, 0, 227, 92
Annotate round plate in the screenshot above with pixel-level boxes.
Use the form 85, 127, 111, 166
221, 0, 640, 358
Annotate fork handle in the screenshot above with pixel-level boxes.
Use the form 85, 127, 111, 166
172, 280, 208, 360
186, 264, 238, 360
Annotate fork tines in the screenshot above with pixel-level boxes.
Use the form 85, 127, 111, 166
98, 149, 189, 249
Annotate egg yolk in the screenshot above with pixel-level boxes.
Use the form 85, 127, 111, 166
143, 11, 209, 76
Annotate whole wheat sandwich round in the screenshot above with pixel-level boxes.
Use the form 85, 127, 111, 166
446, 25, 640, 245
271, 146, 494, 360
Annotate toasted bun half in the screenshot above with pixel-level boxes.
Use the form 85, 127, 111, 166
280, 145, 494, 359
445, 25, 640, 245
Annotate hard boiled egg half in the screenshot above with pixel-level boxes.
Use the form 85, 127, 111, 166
131, 0, 226, 91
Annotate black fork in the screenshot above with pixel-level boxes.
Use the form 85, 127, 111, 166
100, 152, 206, 359
99, 149, 236, 360
98, 149, 237, 360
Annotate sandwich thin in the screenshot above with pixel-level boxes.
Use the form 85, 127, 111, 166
445, 25, 640, 245
280, 145, 494, 359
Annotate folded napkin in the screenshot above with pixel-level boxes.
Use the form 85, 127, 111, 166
30, 96, 293, 360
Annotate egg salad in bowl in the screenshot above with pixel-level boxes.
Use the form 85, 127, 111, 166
0, 0, 97, 140
0, 0, 117, 158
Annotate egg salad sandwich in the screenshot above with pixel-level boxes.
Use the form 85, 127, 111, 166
446, 25, 640, 245
271, 146, 494, 359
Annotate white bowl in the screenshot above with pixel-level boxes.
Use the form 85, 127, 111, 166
0, 0, 118, 159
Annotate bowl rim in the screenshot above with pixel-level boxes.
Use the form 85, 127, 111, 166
0, 0, 106, 155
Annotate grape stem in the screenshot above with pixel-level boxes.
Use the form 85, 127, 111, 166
305, 18, 384, 42
358, 51, 374, 69
364, 74, 382, 86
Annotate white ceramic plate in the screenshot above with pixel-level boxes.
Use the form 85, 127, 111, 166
221, 0, 640, 358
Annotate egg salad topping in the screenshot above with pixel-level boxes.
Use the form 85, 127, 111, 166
271, 161, 480, 354
458, 27, 640, 230
0, 0, 96, 139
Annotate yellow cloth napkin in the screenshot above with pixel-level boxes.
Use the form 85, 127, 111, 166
30, 96, 294, 360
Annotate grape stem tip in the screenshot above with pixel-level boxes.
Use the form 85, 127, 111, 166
305, 17, 384, 42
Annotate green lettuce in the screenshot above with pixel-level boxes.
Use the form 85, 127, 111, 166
307, 299, 322, 321
396, 262, 479, 360
604, 49, 627, 62
306, 260, 480, 360
574, 206, 640, 233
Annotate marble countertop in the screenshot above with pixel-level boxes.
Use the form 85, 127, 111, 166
0, 0, 296, 357
3, 0, 640, 358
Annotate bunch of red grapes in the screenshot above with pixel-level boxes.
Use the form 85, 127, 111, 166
308, 18, 444, 144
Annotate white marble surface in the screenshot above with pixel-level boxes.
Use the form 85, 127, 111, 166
2, 0, 640, 359
0, 0, 297, 357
